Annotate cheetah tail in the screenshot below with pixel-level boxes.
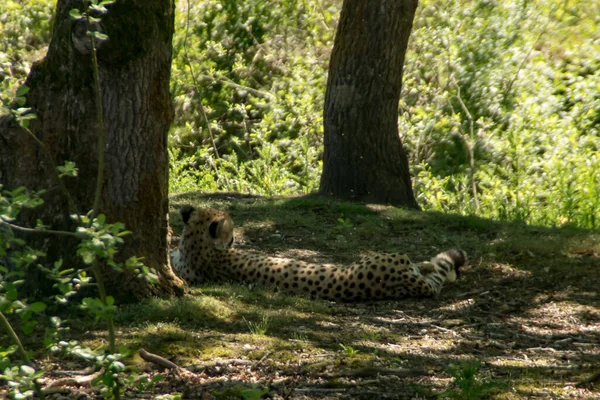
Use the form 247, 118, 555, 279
432, 248, 467, 280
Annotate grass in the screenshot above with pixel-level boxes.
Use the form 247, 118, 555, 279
244, 315, 270, 336
7, 193, 598, 398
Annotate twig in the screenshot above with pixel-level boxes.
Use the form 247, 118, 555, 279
90, 33, 104, 219
183, 0, 220, 159
453, 82, 479, 212
502, 16, 552, 101
90, 260, 115, 354
317, 367, 430, 379
188, 358, 254, 372
198, 74, 273, 100
0, 218, 84, 238
457, 289, 490, 299
46, 369, 103, 388
250, 352, 270, 371
139, 348, 180, 370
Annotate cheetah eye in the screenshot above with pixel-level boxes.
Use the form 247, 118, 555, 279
208, 221, 219, 239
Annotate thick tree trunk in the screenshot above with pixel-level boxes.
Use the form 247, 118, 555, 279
0, 0, 184, 301
319, 0, 420, 209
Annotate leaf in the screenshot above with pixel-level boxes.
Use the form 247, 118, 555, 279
69, 8, 83, 20
88, 31, 109, 41
29, 302, 47, 312
0, 345, 18, 357
105, 296, 114, 306
20, 365, 35, 376
5, 282, 18, 301
15, 85, 29, 97
22, 320, 36, 335
96, 214, 106, 225
19, 113, 37, 121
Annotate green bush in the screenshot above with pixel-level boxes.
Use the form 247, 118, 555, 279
1, 0, 598, 229
169, 0, 334, 195
0, 0, 54, 107
401, 0, 600, 228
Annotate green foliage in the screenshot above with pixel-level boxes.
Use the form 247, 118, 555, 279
0, 3, 158, 399
441, 361, 504, 400
168, 0, 599, 230
0, 0, 54, 104
402, 0, 600, 229
244, 314, 270, 335
2, 0, 598, 230
169, 0, 332, 195
339, 343, 359, 357
240, 385, 270, 400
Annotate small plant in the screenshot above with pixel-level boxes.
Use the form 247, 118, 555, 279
392, 356, 408, 367
240, 385, 270, 400
361, 330, 381, 342
441, 361, 503, 400
335, 217, 353, 230
244, 315, 270, 335
339, 343, 360, 358
290, 331, 308, 341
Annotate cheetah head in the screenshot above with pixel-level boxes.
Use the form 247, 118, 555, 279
180, 205, 235, 251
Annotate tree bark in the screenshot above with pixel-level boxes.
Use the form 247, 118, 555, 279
0, 0, 184, 301
319, 0, 420, 209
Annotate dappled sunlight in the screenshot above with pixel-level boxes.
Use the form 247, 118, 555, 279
2, 0, 599, 396
155, 194, 600, 398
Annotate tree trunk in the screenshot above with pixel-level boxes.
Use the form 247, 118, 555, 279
319, 0, 420, 209
0, 0, 184, 301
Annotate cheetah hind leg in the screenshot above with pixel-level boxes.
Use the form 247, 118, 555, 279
414, 261, 436, 276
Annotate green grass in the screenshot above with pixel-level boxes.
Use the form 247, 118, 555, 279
31, 194, 592, 398
5, 194, 598, 398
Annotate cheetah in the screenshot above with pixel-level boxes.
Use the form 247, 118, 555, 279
171, 205, 467, 302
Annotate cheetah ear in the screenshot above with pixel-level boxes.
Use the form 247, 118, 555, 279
208, 220, 219, 238
180, 205, 196, 225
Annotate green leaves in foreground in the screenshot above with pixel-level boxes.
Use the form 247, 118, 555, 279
442, 361, 504, 400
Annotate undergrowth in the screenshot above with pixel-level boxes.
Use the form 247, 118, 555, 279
1, 0, 598, 229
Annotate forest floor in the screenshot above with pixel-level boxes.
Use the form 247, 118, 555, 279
7, 193, 600, 399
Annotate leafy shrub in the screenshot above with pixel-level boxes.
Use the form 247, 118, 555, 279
401, 0, 600, 229
168, 0, 334, 195
1, 0, 598, 229
0, 0, 54, 104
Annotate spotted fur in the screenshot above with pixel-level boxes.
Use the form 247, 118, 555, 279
171, 206, 467, 301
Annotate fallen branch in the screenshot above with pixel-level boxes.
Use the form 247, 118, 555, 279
45, 369, 103, 388
318, 367, 430, 379
139, 348, 179, 370
295, 387, 400, 397
295, 388, 345, 393
188, 358, 254, 372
